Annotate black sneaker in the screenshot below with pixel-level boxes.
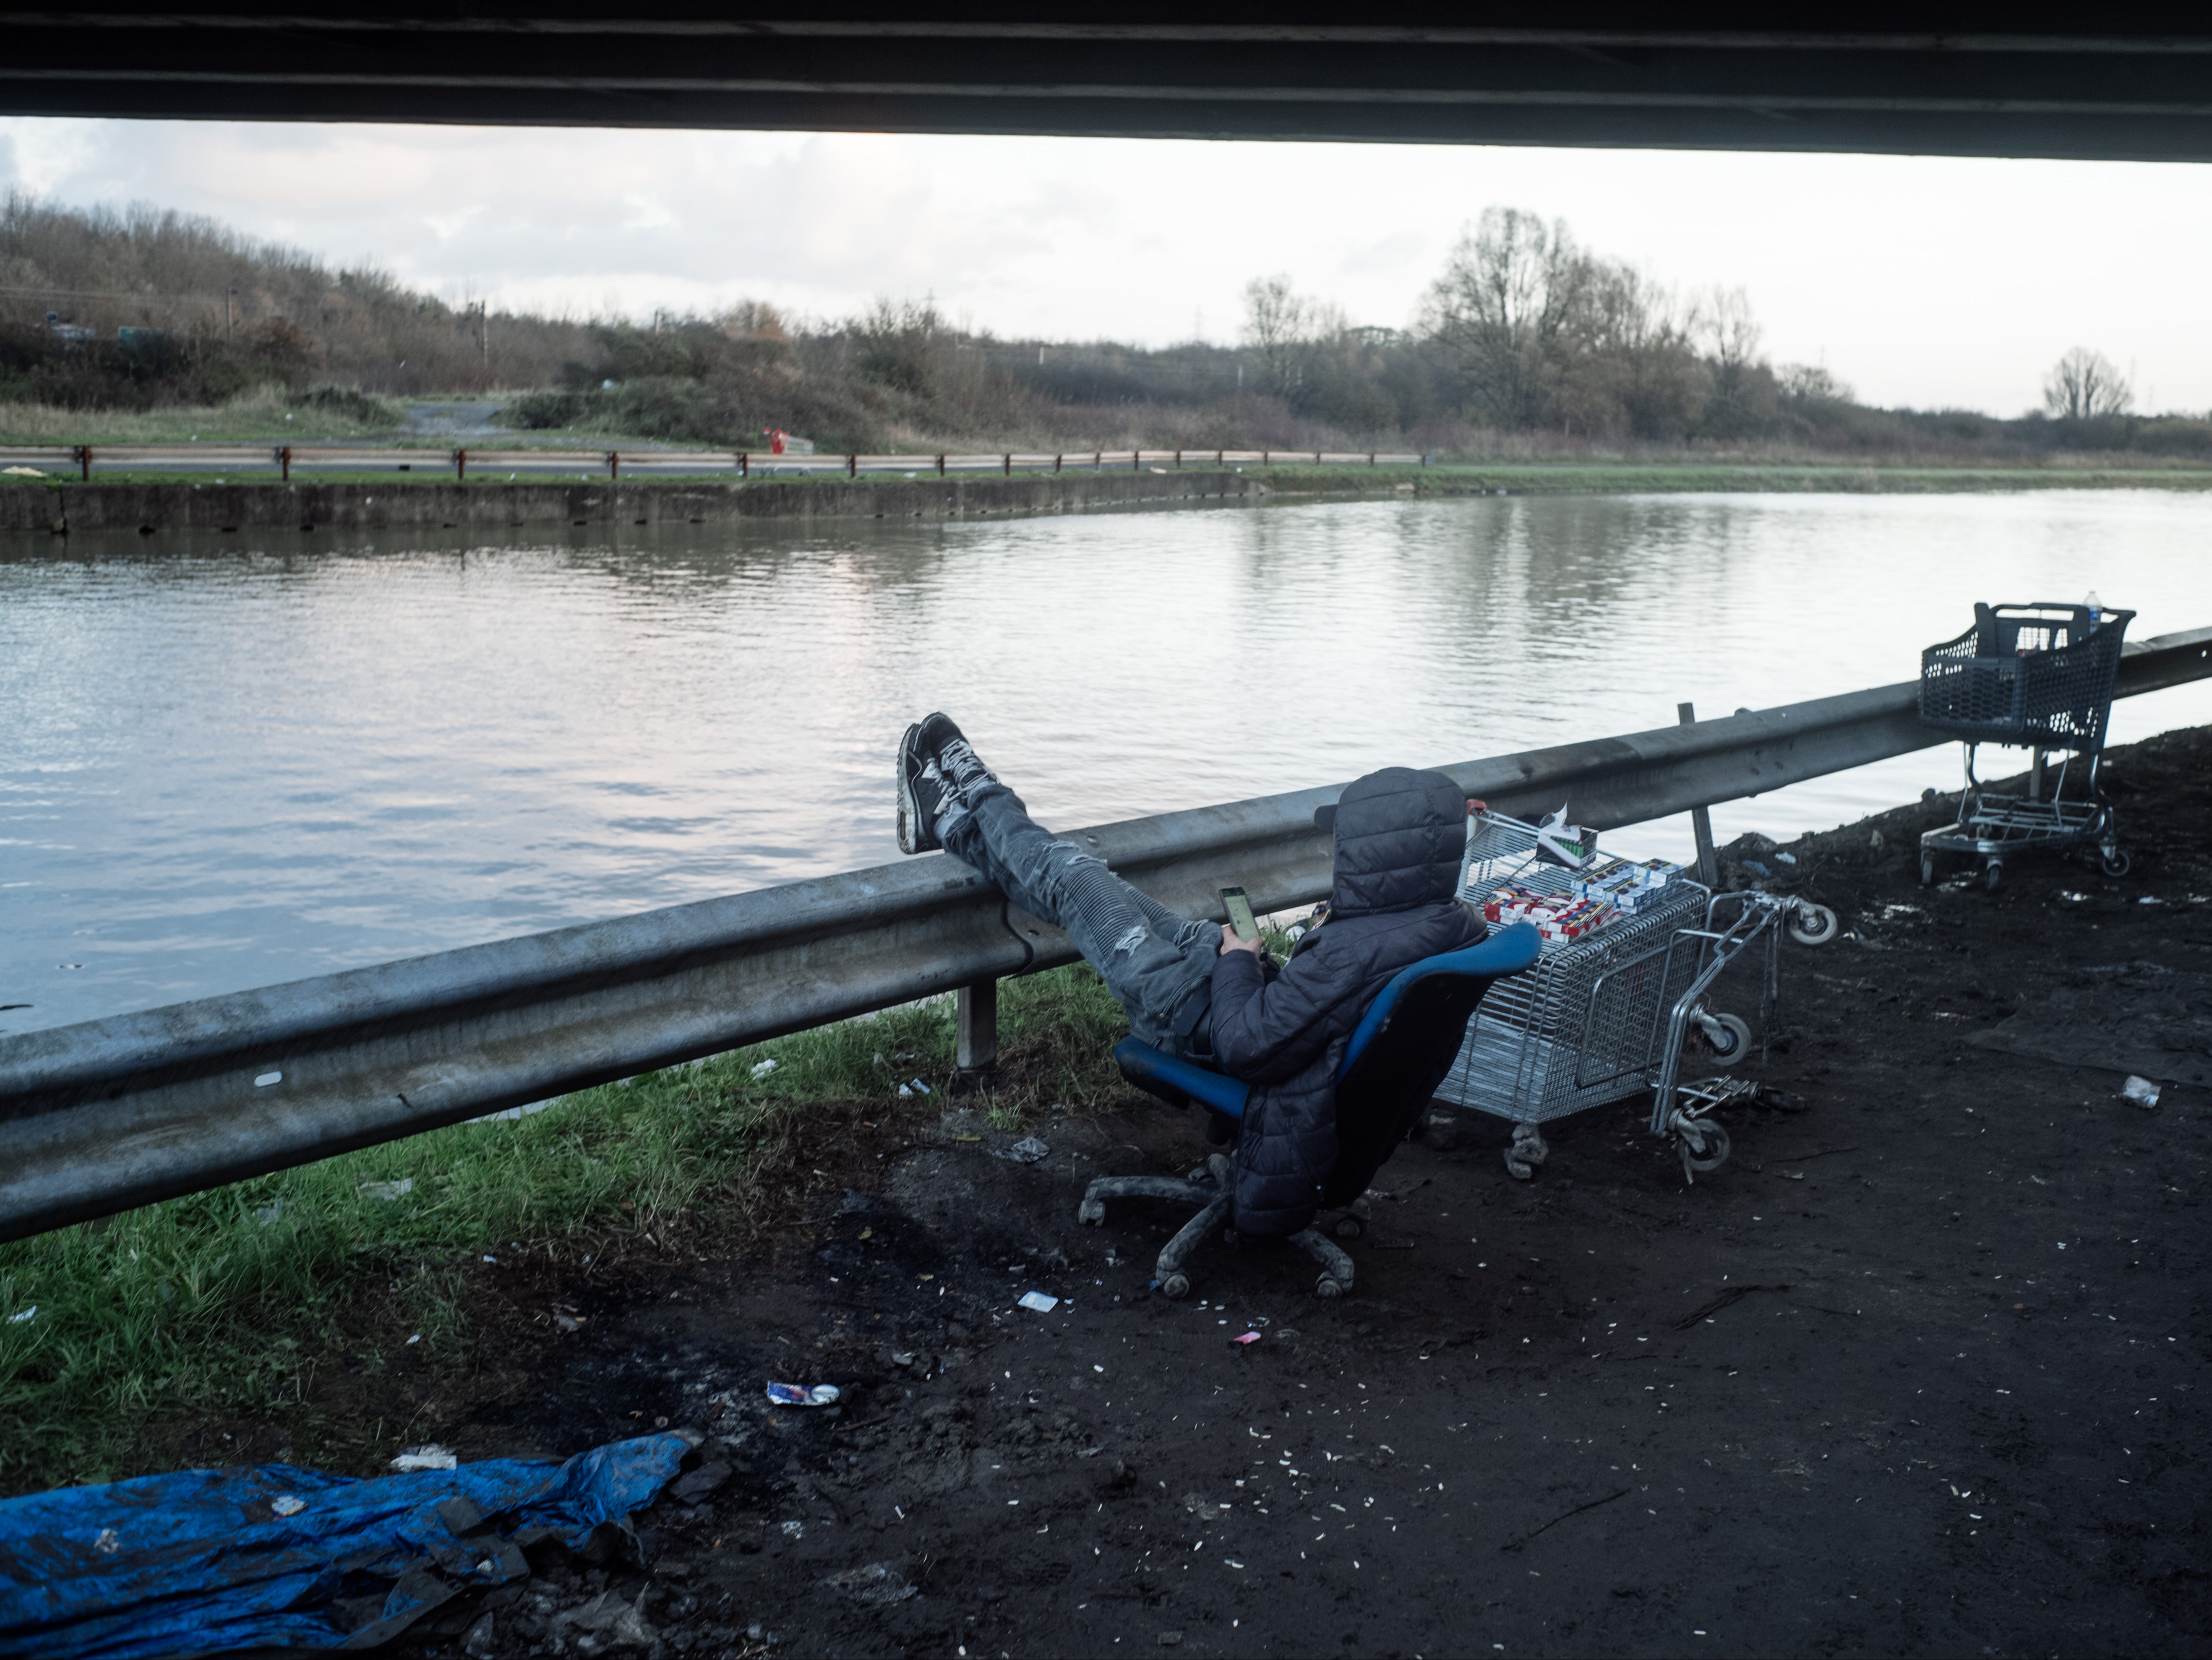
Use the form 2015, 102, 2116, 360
933, 724, 997, 799
896, 712, 966, 855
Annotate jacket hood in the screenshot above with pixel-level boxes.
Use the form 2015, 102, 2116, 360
1327, 766, 1467, 917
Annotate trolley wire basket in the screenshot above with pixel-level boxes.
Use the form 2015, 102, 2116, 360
1433, 806, 1841, 1181
1917, 602, 2134, 888
1433, 808, 1708, 1128
1919, 602, 2133, 751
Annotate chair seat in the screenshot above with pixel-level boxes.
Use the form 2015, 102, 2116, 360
1109, 922, 1542, 1119
1112, 1037, 1253, 1118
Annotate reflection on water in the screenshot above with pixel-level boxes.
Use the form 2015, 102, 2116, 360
5, 489, 2209, 1032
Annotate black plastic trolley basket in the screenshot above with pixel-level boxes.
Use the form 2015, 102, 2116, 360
1917, 601, 2134, 891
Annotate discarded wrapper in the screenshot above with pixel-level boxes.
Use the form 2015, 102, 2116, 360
2121, 1074, 2163, 1110
765, 1382, 841, 1407
751, 1058, 779, 1079
389, 1444, 459, 1473
1017, 1291, 1060, 1313
1232, 1332, 1261, 1346
994, 1135, 1051, 1164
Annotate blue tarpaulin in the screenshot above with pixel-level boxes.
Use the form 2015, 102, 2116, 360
0, 1432, 692, 1658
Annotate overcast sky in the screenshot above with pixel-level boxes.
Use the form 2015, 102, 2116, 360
4, 118, 2208, 417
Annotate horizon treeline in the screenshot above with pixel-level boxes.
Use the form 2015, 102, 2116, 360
5, 190, 2208, 461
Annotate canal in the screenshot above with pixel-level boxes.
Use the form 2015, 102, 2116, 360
5, 487, 2209, 1032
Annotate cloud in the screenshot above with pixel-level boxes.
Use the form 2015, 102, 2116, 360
3, 118, 2209, 414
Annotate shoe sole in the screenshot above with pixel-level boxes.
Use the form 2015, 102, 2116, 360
895, 719, 938, 855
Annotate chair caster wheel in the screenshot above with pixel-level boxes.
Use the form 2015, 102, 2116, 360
1315, 1276, 1346, 1299
1505, 1122, 1549, 1180
1160, 1273, 1191, 1300
1078, 1198, 1106, 1225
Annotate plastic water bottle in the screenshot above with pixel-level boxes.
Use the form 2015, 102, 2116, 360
2084, 590, 2103, 624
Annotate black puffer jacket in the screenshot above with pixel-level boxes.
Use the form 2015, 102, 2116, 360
1208, 766, 1487, 1237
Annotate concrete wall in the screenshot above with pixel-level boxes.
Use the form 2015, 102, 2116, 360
0, 469, 1257, 535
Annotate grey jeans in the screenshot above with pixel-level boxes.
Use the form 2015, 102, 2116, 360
941, 783, 1220, 1056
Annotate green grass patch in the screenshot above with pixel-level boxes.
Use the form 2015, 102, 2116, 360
1260, 461, 2212, 496
0, 962, 1135, 1498
12, 457, 2212, 499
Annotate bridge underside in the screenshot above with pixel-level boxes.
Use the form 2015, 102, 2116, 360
3, 8, 2210, 161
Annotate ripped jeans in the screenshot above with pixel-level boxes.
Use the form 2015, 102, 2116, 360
940, 782, 1220, 1058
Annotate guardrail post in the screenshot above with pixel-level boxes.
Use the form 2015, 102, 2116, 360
1175, 449, 1182, 469
1315, 451, 1322, 465
1369, 453, 1376, 466
454, 448, 466, 482
1262, 451, 1270, 468
740, 453, 749, 478
1094, 450, 1101, 471
955, 977, 998, 1084
937, 454, 946, 477
849, 454, 858, 479
608, 451, 619, 481
1004, 453, 1012, 476
1132, 450, 1140, 473
1678, 702, 1719, 887
279, 446, 291, 483
1054, 453, 1062, 473
78, 445, 90, 482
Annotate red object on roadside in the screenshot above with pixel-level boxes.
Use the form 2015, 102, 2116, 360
764, 427, 788, 456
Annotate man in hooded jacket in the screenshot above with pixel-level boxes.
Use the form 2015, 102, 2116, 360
896, 714, 1486, 1238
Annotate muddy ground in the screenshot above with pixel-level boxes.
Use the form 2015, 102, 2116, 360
345, 728, 2212, 1658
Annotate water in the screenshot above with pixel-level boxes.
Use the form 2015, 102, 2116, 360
5, 489, 2209, 1035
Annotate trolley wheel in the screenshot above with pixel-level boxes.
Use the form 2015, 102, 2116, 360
1983, 859, 2004, 894
1078, 1197, 1106, 1226
1920, 852, 1938, 889
1332, 1214, 1365, 1241
1786, 901, 1840, 947
1703, 1012, 1753, 1067
1678, 1118, 1732, 1178
1159, 1272, 1192, 1300
1315, 1275, 1347, 1299
2100, 848, 2131, 878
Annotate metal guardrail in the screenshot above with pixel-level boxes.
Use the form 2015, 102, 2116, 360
0, 623, 2205, 1242
0, 444, 1427, 483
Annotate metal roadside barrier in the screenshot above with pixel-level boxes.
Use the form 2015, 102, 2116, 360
0, 443, 1432, 485
0, 624, 2204, 1242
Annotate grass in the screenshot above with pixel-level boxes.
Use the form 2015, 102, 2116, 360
0, 960, 1135, 1498
1270, 460, 2212, 496
10, 457, 2212, 497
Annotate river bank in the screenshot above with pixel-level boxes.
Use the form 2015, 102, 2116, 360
4, 725, 2207, 1655
7, 459, 2212, 536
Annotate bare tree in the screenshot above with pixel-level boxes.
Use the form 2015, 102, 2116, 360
1242, 275, 1314, 401
1420, 207, 1602, 430
2043, 347, 2133, 420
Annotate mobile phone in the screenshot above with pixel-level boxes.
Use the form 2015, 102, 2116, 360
1220, 886, 1260, 941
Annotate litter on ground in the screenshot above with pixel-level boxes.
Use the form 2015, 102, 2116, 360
764, 1382, 841, 1407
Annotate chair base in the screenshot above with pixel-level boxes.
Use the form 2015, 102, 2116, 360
1079, 1156, 1356, 1299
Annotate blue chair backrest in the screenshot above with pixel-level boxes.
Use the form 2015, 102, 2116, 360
1321, 923, 1542, 1208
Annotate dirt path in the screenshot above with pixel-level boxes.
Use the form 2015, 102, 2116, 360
399, 727, 2212, 1658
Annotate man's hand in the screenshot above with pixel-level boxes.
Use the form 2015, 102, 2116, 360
1218, 923, 1264, 957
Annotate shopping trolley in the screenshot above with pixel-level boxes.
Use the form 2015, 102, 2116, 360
1918, 601, 2134, 891
1433, 807, 1838, 1181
